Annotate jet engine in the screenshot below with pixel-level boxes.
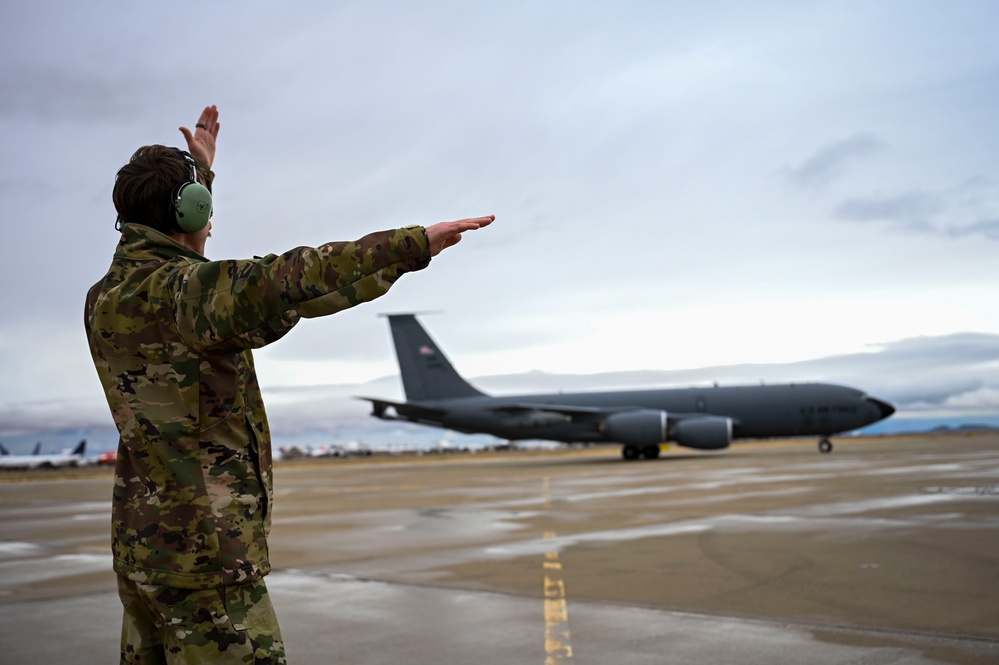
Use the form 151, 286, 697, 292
672, 416, 732, 450
602, 410, 668, 446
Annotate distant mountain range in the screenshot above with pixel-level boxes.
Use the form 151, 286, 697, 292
924, 423, 999, 434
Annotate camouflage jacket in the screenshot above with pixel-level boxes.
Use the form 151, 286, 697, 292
85, 222, 430, 588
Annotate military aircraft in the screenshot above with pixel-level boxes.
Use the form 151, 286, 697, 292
0, 439, 87, 470
359, 314, 896, 460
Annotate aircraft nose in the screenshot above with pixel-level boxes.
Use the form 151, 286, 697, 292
868, 397, 895, 420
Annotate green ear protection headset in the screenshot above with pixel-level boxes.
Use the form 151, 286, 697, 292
170, 150, 213, 233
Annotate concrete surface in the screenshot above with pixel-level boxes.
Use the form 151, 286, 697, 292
1, 434, 997, 663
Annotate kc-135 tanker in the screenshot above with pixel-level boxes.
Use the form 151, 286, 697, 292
360, 315, 895, 460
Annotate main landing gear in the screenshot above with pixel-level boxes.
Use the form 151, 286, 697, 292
818, 437, 833, 454
622, 444, 661, 460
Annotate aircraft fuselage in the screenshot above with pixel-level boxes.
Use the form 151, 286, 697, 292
395, 383, 892, 443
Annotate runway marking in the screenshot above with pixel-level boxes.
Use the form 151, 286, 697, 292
542, 477, 574, 663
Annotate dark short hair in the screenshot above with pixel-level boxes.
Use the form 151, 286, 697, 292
113, 145, 195, 233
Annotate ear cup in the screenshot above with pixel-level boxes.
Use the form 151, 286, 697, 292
172, 181, 213, 232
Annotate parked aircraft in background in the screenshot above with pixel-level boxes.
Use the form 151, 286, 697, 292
0, 440, 88, 470
0, 442, 42, 456
359, 315, 896, 460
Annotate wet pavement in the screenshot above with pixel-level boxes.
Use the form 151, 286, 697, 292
1, 434, 998, 663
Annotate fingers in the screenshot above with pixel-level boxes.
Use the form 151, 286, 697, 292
455, 215, 494, 230
177, 125, 204, 156
196, 105, 220, 139
178, 126, 200, 158
179, 106, 220, 143
425, 215, 493, 256
443, 216, 494, 236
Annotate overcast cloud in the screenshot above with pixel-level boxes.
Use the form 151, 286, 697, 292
2, 1, 998, 449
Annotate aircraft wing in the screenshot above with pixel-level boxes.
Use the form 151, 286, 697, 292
358, 398, 610, 420
485, 403, 609, 416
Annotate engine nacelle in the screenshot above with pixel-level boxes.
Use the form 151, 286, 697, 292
672, 417, 732, 450
602, 410, 668, 446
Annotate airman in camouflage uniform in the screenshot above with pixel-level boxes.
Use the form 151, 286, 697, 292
85, 105, 492, 663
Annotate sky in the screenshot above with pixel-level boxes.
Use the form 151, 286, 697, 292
2, 1, 999, 452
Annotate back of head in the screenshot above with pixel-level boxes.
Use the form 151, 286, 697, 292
113, 145, 195, 234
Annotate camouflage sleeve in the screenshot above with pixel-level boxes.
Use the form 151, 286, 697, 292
196, 163, 214, 192
170, 226, 430, 350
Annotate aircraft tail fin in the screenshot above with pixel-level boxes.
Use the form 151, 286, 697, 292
386, 314, 485, 401
71, 439, 86, 456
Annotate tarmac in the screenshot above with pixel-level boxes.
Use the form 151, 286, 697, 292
1, 433, 998, 664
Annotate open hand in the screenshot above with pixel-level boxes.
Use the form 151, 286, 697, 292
425, 215, 495, 256
179, 105, 220, 169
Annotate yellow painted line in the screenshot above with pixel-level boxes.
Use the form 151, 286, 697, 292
542, 480, 574, 663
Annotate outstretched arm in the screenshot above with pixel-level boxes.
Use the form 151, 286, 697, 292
425, 215, 494, 256
179, 105, 220, 169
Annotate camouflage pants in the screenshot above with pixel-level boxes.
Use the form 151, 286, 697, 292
117, 576, 287, 664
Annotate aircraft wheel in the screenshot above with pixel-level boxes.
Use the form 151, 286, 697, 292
642, 445, 661, 460
818, 438, 833, 454
622, 445, 640, 461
